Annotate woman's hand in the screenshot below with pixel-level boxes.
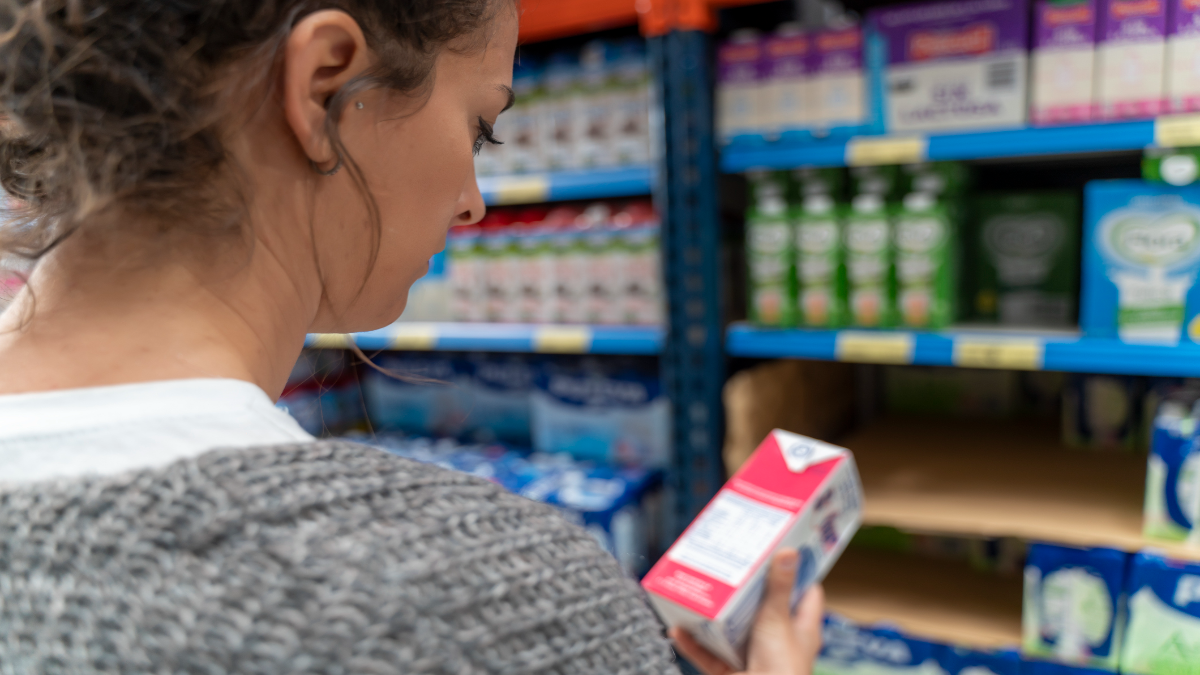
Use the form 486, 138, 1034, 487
670, 550, 824, 675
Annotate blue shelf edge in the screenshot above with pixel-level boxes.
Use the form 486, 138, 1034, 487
306, 323, 664, 355
720, 120, 1157, 172
478, 165, 656, 206
726, 323, 1200, 378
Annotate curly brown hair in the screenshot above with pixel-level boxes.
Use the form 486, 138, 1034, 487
0, 0, 506, 263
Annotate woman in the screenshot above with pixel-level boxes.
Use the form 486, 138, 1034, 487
0, 0, 823, 672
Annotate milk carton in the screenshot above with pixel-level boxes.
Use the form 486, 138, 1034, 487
612, 39, 653, 166
1022, 543, 1130, 671
895, 191, 957, 328
810, 26, 873, 136
973, 192, 1080, 327
1167, 0, 1200, 112
818, 614, 1022, 675
718, 30, 766, 144
796, 193, 849, 327
541, 53, 581, 171
1080, 180, 1200, 344
1031, 0, 1099, 124
846, 192, 896, 327
1145, 394, 1200, 542
1121, 550, 1200, 674
867, 0, 1030, 133
576, 40, 618, 169
501, 60, 545, 174
642, 430, 862, 669
762, 24, 814, 140
1095, 0, 1168, 119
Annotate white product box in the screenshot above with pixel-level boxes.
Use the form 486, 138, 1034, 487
718, 30, 766, 143
641, 430, 863, 669
1167, 0, 1200, 112
1095, 0, 1168, 119
1031, 0, 1098, 124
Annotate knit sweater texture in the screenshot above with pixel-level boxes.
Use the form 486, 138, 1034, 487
0, 441, 681, 675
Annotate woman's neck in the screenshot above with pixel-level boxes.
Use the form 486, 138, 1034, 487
0, 231, 315, 399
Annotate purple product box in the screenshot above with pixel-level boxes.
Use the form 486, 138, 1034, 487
1031, 0, 1098, 124
812, 27, 864, 73
810, 27, 871, 133
1098, 0, 1167, 42
1095, 0, 1167, 118
1172, 0, 1200, 36
763, 29, 811, 136
867, 0, 1031, 132
1036, 0, 1098, 48
1167, 0, 1200, 112
717, 34, 766, 142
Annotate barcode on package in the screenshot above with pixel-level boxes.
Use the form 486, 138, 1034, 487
987, 61, 1015, 89
667, 491, 794, 586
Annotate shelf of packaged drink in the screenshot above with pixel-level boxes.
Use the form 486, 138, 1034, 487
516, 0, 640, 43
719, 119, 1162, 172
726, 323, 1200, 378
477, 166, 655, 206
846, 417, 1200, 561
824, 547, 1023, 651
306, 322, 664, 354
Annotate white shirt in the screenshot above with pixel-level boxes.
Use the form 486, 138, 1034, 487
0, 378, 314, 485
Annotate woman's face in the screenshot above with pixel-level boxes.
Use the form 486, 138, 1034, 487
304, 9, 518, 333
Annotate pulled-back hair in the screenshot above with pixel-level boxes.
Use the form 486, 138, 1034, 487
0, 0, 503, 263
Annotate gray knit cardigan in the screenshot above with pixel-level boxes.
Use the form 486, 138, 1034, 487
0, 441, 681, 675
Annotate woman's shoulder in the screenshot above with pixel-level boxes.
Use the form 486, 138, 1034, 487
1, 440, 681, 674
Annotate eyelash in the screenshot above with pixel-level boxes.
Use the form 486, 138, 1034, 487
473, 116, 502, 156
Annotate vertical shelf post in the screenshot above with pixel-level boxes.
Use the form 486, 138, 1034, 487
649, 29, 726, 536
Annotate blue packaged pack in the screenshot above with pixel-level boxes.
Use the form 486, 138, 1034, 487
1081, 180, 1200, 344
461, 353, 535, 446
1122, 550, 1200, 673
1020, 660, 1119, 675
817, 614, 1020, 675
531, 357, 670, 468
361, 353, 469, 438
1021, 543, 1129, 671
1145, 392, 1200, 543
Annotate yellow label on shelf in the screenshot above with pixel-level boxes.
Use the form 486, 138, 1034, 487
388, 323, 438, 350
309, 333, 353, 349
846, 136, 928, 166
953, 337, 1044, 370
835, 331, 915, 364
534, 326, 592, 353
1155, 114, 1200, 147
492, 175, 550, 205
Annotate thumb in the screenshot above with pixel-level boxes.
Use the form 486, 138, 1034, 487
757, 549, 799, 631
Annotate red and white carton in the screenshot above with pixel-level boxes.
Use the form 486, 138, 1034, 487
641, 430, 862, 669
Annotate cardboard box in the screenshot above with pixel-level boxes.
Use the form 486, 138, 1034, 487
642, 430, 863, 669
867, 0, 1030, 133
1167, 0, 1200, 112
1094, 0, 1167, 119
1031, 0, 1099, 125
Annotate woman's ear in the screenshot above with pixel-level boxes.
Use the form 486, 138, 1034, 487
282, 10, 372, 168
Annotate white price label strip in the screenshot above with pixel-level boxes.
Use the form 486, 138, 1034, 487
845, 136, 928, 166
533, 326, 592, 353
1155, 114, 1200, 148
834, 331, 915, 364
490, 175, 550, 205
953, 337, 1044, 370
309, 333, 354, 349
388, 323, 438, 350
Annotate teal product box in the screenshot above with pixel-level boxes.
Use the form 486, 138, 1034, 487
817, 614, 1021, 675
531, 357, 670, 468
1081, 180, 1200, 344
1022, 543, 1130, 671
1145, 392, 1200, 543
1122, 550, 1200, 673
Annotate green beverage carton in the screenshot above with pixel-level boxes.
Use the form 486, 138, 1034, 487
793, 166, 845, 199
974, 192, 1079, 327
746, 173, 797, 326
850, 165, 902, 200
902, 161, 972, 197
845, 192, 895, 327
795, 193, 848, 327
895, 192, 957, 329
1144, 147, 1200, 186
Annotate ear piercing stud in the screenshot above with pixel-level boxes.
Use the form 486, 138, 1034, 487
356, 102, 364, 109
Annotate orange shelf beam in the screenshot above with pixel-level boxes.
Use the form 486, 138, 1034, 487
517, 0, 779, 43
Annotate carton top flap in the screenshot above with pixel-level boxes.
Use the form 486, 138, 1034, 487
773, 430, 848, 473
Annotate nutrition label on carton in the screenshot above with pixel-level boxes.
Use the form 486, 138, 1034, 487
668, 491, 794, 586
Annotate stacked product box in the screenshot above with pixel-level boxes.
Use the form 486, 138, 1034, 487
718, 30, 767, 145
866, 0, 1030, 133
278, 350, 366, 436
358, 433, 664, 577
1145, 390, 1200, 543
762, 24, 813, 142
811, 26, 874, 136
1031, 0, 1099, 125
1121, 550, 1200, 673
1167, 0, 1200, 112
817, 615, 1021, 675
1081, 180, 1200, 345
1095, 0, 1168, 119
475, 38, 652, 176
447, 200, 662, 326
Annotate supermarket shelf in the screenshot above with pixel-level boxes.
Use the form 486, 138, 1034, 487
825, 547, 1022, 651
727, 323, 1200, 378
306, 322, 664, 354
517, 0, 639, 43
847, 417, 1200, 561
720, 119, 1157, 172
477, 166, 655, 206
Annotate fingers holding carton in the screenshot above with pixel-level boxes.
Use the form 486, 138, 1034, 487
641, 430, 862, 671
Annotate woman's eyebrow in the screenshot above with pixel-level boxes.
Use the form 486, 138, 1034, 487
498, 84, 515, 112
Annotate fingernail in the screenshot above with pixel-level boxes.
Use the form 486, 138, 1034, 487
777, 551, 799, 571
